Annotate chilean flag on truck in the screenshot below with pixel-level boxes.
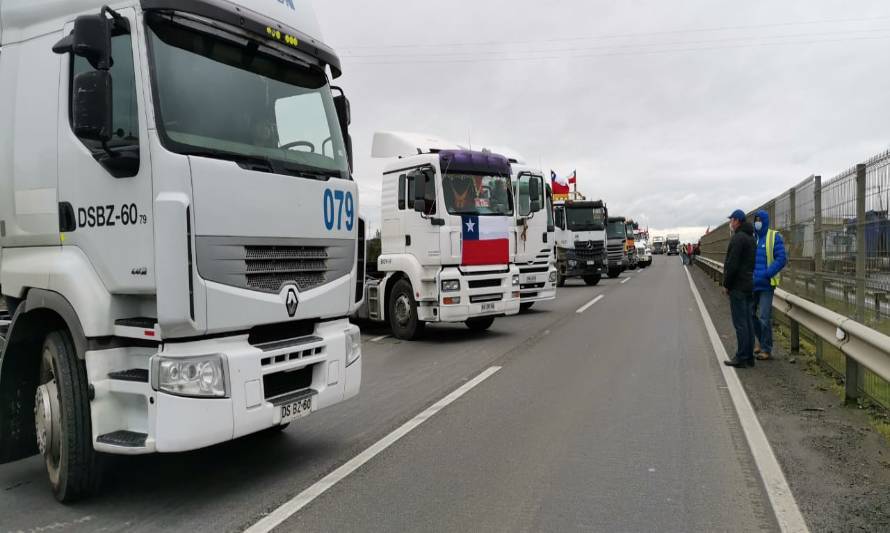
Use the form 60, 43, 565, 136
461, 216, 510, 266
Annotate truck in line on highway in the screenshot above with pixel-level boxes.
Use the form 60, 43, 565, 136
512, 164, 558, 310
1, 0, 363, 501
666, 234, 681, 255
356, 132, 520, 340
606, 216, 629, 278
553, 197, 608, 286
651, 235, 666, 255
634, 227, 653, 268
625, 220, 639, 270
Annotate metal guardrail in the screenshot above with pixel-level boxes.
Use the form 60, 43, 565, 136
695, 256, 890, 405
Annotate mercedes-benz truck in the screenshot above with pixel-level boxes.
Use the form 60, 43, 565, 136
1, 0, 362, 501
512, 166, 557, 311
553, 199, 608, 286
357, 132, 521, 340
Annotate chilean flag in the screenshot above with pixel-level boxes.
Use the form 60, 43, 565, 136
551, 170, 570, 195
461, 216, 510, 266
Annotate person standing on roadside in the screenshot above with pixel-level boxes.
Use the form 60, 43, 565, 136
752, 210, 787, 361
723, 209, 757, 368
680, 243, 688, 265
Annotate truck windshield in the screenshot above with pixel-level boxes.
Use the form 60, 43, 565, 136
443, 174, 513, 216
607, 221, 626, 239
565, 207, 605, 231
146, 16, 349, 179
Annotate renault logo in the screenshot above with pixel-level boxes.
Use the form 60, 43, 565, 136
285, 287, 299, 317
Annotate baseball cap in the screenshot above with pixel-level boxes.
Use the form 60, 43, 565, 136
728, 209, 746, 222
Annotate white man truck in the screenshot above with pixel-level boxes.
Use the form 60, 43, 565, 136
0, 0, 363, 501
357, 132, 521, 340
512, 164, 557, 311
553, 198, 608, 286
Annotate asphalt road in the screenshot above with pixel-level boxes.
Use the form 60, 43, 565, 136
0, 257, 778, 533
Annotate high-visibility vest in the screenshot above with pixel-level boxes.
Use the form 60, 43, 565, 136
764, 229, 781, 287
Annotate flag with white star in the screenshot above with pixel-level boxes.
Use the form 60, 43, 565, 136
461, 215, 510, 266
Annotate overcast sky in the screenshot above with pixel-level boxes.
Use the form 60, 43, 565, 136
314, 0, 890, 241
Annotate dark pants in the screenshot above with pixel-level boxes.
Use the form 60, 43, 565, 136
752, 289, 774, 354
729, 290, 755, 363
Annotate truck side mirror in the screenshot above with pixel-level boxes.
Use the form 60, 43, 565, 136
53, 14, 113, 70
72, 70, 113, 142
331, 88, 353, 171
528, 178, 542, 212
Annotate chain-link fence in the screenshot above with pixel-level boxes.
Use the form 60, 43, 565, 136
698, 149, 890, 408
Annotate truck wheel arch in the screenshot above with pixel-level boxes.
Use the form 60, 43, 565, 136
383, 273, 409, 319
0, 289, 87, 464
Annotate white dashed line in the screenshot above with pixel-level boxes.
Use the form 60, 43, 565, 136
576, 295, 604, 314
369, 335, 390, 343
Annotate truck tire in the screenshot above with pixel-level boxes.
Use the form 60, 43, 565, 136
36, 330, 98, 502
607, 269, 621, 279
465, 316, 495, 332
520, 302, 535, 312
583, 275, 601, 286
388, 279, 425, 340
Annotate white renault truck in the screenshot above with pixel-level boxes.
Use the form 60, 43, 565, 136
511, 164, 557, 311
553, 197, 609, 286
357, 132, 521, 340
0, 0, 362, 501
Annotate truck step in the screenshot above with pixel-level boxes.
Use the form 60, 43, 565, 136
114, 318, 160, 341
97, 430, 148, 448
367, 285, 381, 321
108, 369, 149, 383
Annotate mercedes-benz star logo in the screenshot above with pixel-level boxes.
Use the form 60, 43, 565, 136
285, 287, 299, 317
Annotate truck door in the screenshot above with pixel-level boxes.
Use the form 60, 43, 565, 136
404, 167, 441, 265
57, 9, 155, 294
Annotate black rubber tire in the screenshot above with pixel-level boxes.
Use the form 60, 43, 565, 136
520, 302, 535, 312
583, 275, 601, 286
607, 269, 621, 279
41, 330, 99, 502
388, 279, 425, 340
465, 316, 495, 332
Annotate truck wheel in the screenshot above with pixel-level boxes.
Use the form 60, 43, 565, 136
36, 330, 98, 502
465, 316, 495, 332
520, 302, 535, 312
583, 275, 601, 286
388, 279, 424, 340
607, 269, 620, 279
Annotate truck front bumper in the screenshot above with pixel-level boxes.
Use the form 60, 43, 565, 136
519, 265, 557, 303
418, 266, 521, 322
86, 318, 361, 454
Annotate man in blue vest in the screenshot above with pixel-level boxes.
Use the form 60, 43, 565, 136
752, 210, 787, 361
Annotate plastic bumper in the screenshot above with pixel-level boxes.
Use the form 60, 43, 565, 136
419, 267, 521, 322
519, 266, 557, 303
87, 319, 361, 454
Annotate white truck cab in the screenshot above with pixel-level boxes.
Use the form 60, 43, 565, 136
511, 164, 557, 311
357, 132, 521, 340
553, 197, 609, 286
1, 0, 362, 501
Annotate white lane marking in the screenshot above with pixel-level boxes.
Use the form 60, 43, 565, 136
576, 295, 604, 314
369, 335, 390, 343
245, 366, 503, 533
620, 277, 631, 285
684, 269, 809, 533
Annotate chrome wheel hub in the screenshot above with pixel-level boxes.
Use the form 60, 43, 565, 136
34, 381, 60, 463
394, 295, 412, 326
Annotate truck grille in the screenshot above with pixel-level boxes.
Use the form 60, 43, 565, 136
196, 237, 356, 295
607, 243, 625, 261
245, 246, 328, 292
573, 241, 604, 262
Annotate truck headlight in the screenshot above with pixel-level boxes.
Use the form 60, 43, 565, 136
345, 327, 361, 367
549, 271, 558, 283
512, 275, 520, 287
154, 354, 228, 398
441, 279, 460, 292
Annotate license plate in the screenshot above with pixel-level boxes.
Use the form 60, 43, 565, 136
587, 260, 596, 265
527, 275, 538, 283
481, 303, 496, 312
280, 397, 312, 424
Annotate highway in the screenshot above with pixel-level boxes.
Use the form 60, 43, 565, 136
1, 257, 783, 532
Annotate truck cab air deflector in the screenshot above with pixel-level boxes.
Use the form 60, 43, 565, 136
140, 0, 343, 78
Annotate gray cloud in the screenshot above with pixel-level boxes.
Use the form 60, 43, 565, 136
313, 0, 890, 237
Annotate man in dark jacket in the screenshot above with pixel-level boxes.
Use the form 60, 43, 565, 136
723, 209, 757, 368
752, 210, 787, 360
